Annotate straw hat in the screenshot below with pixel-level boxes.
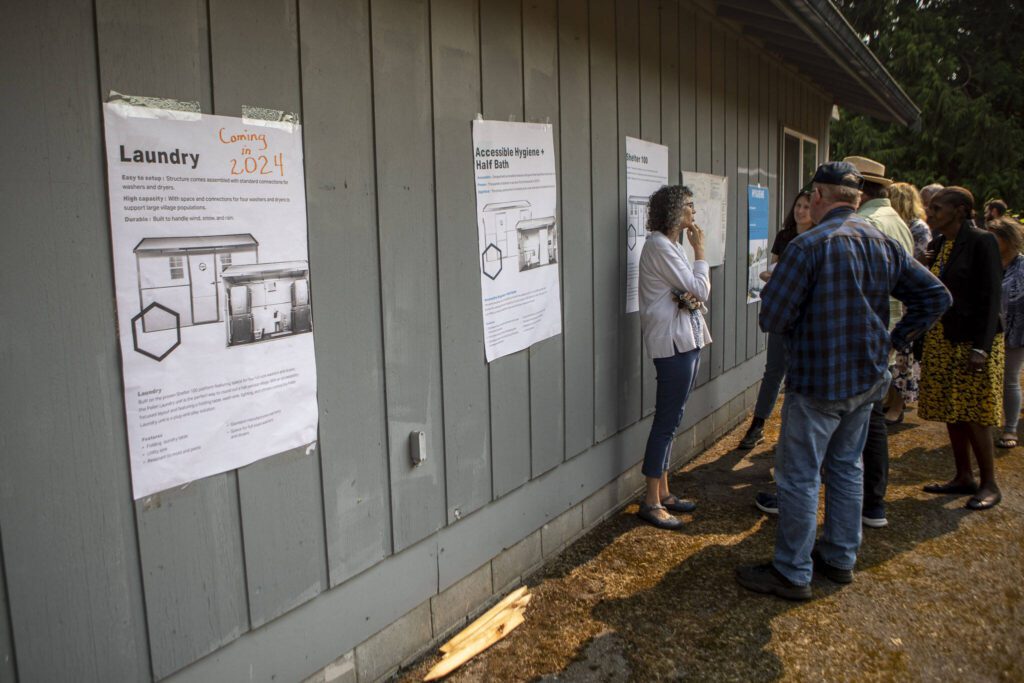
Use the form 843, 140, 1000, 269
842, 156, 892, 186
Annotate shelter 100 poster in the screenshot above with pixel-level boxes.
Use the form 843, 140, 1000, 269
473, 120, 562, 362
103, 100, 318, 499
624, 137, 668, 313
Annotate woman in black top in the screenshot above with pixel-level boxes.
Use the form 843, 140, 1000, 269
919, 187, 1005, 510
738, 190, 812, 449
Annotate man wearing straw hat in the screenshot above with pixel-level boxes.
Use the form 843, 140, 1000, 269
845, 156, 914, 254
845, 155, 913, 531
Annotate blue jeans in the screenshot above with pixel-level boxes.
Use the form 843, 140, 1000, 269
642, 347, 701, 478
753, 332, 788, 420
773, 372, 890, 585
1003, 346, 1024, 433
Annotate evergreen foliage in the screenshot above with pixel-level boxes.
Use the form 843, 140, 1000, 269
830, 0, 1024, 208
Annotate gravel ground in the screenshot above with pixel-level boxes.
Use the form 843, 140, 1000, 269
399, 402, 1023, 682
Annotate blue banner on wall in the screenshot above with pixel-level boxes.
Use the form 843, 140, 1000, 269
747, 185, 770, 303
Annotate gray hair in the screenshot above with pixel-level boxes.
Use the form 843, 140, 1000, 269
815, 182, 860, 204
920, 183, 944, 204
647, 184, 694, 234
987, 216, 1024, 254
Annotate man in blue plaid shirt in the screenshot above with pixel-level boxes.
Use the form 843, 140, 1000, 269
736, 161, 951, 600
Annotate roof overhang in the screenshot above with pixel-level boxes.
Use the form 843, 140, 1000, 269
715, 0, 921, 130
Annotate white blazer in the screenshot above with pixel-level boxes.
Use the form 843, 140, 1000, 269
638, 231, 712, 359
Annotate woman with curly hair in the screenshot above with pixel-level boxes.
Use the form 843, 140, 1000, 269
636, 184, 711, 529
920, 187, 1005, 510
883, 182, 931, 424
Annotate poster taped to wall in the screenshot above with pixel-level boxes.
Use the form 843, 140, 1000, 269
102, 100, 318, 499
624, 137, 668, 313
747, 185, 770, 303
680, 171, 728, 267
473, 119, 562, 362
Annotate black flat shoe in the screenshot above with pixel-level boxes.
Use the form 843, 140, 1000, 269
737, 427, 764, 450
966, 491, 1002, 510
884, 410, 905, 426
923, 481, 979, 495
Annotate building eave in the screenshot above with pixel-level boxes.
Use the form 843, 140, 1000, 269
716, 0, 921, 130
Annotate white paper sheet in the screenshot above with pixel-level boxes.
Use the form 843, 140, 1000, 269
681, 171, 729, 267
624, 137, 669, 313
473, 120, 562, 362
103, 101, 318, 499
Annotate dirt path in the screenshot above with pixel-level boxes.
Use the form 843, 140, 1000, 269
400, 405, 1023, 682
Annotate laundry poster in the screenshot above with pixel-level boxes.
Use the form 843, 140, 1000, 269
102, 99, 318, 499
472, 120, 562, 362
746, 185, 770, 304
624, 137, 668, 313
680, 171, 729, 267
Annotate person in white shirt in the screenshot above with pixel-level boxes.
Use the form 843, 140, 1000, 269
636, 184, 712, 530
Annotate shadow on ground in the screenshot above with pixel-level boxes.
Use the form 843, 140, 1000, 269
398, 409, 1023, 682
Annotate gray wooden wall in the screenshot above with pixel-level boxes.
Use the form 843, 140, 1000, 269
0, 0, 831, 681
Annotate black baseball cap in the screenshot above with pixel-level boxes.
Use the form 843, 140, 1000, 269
810, 161, 864, 190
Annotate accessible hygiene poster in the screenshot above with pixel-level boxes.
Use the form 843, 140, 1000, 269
624, 137, 668, 314
681, 171, 729, 267
102, 100, 318, 499
473, 120, 562, 362
746, 185, 770, 304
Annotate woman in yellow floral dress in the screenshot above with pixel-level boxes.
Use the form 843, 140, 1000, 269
918, 187, 1004, 510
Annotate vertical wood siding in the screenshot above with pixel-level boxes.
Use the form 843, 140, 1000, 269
1, 1, 152, 680
481, 0, 533, 498
639, 0, 661, 417
558, 0, 595, 460
0, 0, 835, 679
431, 0, 492, 523
300, 0, 393, 588
524, 0, 566, 479
615, 0, 642, 431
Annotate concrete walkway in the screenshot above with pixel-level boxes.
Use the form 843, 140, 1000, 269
400, 403, 1023, 682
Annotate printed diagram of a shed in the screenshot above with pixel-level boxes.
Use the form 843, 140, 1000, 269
133, 234, 259, 331
480, 201, 557, 276
133, 234, 312, 349
223, 261, 312, 347
626, 195, 651, 251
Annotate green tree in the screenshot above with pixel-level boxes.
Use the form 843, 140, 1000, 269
831, 0, 1024, 208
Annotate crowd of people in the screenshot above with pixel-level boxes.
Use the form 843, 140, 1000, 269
635, 156, 1022, 599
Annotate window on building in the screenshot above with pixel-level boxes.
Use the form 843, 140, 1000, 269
782, 129, 819, 223
169, 255, 185, 280
220, 252, 232, 271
